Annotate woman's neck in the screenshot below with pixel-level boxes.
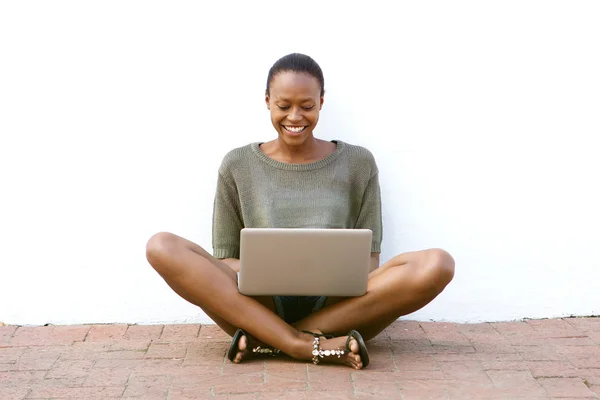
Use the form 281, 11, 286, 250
262, 136, 332, 164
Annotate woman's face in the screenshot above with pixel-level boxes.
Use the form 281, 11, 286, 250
266, 71, 324, 146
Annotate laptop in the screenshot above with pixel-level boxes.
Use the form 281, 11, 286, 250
238, 228, 372, 296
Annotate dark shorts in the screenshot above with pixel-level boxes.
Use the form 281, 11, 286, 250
273, 296, 328, 324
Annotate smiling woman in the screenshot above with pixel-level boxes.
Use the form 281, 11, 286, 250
145, 53, 455, 370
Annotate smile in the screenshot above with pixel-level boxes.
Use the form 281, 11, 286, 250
283, 126, 307, 133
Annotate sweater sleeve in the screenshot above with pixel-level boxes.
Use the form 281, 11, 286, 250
212, 171, 244, 259
354, 172, 383, 253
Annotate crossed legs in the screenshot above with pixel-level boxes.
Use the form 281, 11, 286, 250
145, 232, 455, 368
294, 249, 455, 340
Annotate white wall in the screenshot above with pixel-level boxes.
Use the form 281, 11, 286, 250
1, 1, 599, 326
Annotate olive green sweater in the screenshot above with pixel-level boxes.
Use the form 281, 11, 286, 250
212, 140, 382, 259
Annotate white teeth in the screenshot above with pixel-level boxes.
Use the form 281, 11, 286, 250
285, 126, 306, 133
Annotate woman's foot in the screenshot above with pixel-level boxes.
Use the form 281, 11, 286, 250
302, 330, 366, 370
228, 329, 281, 363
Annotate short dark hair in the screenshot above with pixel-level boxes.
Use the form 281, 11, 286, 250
266, 53, 325, 97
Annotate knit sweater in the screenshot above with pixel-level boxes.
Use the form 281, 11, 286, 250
212, 140, 383, 259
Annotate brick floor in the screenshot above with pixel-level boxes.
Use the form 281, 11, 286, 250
0, 318, 599, 399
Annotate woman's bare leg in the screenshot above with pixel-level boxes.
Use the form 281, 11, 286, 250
293, 249, 455, 340
145, 232, 365, 368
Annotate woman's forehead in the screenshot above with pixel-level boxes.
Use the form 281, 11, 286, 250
270, 71, 321, 95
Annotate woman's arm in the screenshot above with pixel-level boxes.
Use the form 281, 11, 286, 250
221, 258, 241, 273
222, 255, 377, 275
370, 253, 380, 273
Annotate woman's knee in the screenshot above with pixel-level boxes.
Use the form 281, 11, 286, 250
423, 248, 455, 290
146, 232, 179, 270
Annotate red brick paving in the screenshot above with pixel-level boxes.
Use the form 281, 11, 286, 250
0, 318, 599, 399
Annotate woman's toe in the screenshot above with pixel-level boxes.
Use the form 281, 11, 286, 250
348, 337, 359, 353
234, 335, 247, 363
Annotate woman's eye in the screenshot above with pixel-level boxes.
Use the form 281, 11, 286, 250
276, 105, 314, 111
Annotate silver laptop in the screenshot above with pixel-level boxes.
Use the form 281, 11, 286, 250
238, 228, 372, 296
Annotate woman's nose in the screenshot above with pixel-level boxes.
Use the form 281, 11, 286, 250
288, 109, 302, 121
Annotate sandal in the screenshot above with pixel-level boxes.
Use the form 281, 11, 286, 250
302, 330, 334, 339
310, 330, 369, 368
227, 328, 281, 362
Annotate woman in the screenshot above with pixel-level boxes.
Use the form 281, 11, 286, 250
146, 53, 455, 370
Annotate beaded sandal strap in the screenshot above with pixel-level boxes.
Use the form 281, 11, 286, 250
252, 346, 281, 356
311, 336, 345, 365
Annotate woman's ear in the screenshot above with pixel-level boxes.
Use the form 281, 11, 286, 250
265, 95, 270, 110
319, 96, 324, 110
